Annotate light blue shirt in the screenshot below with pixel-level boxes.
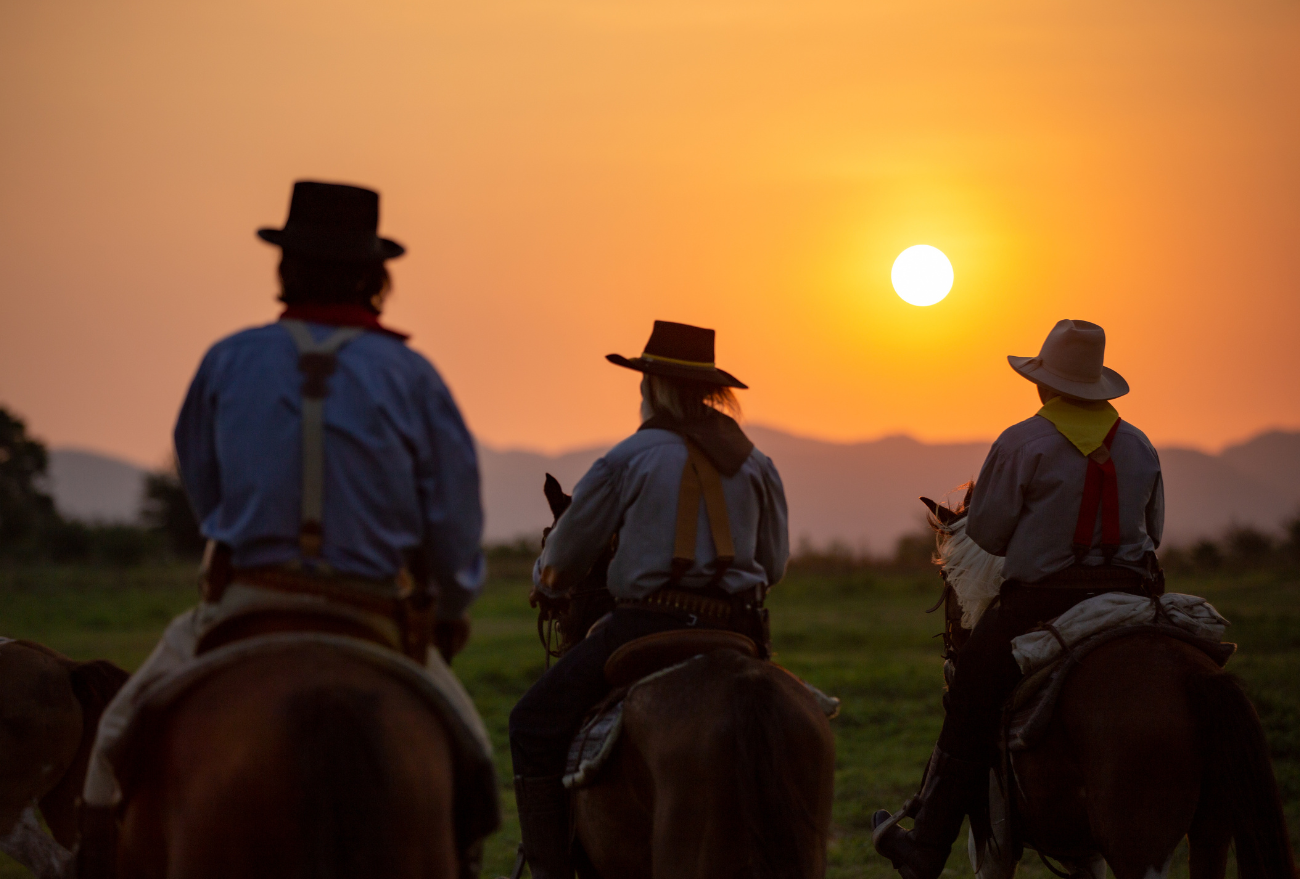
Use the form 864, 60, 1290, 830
534, 428, 789, 600
967, 415, 1164, 584
174, 321, 485, 617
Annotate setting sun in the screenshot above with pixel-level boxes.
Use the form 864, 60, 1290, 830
891, 245, 954, 307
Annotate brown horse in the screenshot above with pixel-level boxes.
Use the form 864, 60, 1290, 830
113, 642, 483, 879
529, 476, 837, 879
0, 639, 127, 878
917, 496, 1296, 879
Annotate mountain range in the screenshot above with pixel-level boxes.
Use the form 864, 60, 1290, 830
48, 427, 1300, 553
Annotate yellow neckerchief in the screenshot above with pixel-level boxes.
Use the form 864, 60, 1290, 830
1036, 396, 1119, 456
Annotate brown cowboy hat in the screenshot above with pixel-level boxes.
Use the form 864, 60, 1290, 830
258, 181, 405, 261
607, 321, 747, 389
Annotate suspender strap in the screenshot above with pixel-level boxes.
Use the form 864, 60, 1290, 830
1072, 418, 1122, 562
670, 440, 736, 586
282, 320, 364, 559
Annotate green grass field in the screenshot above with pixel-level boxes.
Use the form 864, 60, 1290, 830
1, 562, 1296, 878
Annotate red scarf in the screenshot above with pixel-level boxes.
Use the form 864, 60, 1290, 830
278, 303, 410, 341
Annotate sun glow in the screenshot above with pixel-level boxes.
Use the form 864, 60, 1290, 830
891, 245, 954, 306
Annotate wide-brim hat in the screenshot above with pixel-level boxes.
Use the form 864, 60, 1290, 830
1009, 319, 1129, 401
258, 181, 405, 261
607, 321, 747, 389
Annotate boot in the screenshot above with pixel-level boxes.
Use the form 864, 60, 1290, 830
76, 804, 119, 879
514, 775, 573, 879
871, 748, 985, 879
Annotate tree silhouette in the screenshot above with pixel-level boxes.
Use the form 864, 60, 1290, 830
0, 407, 58, 554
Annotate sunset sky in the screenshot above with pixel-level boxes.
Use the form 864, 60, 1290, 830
2, 0, 1297, 467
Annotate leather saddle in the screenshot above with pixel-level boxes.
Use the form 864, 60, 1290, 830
603, 628, 759, 688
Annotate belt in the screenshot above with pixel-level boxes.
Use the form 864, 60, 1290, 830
229, 566, 410, 617
1038, 565, 1145, 587
618, 585, 762, 621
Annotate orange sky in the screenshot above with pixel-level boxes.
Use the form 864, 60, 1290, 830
2, 0, 1298, 466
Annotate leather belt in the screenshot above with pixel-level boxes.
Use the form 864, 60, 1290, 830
228, 566, 409, 617
618, 585, 762, 621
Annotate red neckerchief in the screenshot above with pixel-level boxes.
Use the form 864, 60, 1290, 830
278, 303, 410, 341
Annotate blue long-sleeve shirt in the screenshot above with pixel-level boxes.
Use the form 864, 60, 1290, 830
534, 428, 789, 600
174, 320, 485, 617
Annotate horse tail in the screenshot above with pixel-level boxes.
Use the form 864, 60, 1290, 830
1189, 670, 1296, 879
288, 687, 396, 879
727, 654, 819, 879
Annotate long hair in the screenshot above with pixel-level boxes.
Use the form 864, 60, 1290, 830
642, 374, 740, 422
278, 254, 391, 312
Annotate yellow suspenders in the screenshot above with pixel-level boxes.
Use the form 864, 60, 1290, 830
671, 439, 735, 584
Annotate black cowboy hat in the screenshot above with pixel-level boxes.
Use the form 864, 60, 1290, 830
258, 181, 405, 261
607, 321, 747, 389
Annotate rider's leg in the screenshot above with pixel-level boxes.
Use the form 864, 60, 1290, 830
78, 606, 204, 879
874, 601, 1023, 879
875, 586, 1098, 879
509, 608, 684, 879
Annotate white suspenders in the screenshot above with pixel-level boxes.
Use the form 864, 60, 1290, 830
281, 320, 364, 560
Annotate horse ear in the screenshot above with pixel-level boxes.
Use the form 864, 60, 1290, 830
543, 473, 572, 519
921, 496, 957, 526
962, 482, 975, 512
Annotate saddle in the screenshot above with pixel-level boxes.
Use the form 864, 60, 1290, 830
604, 628, 759, 687
565, 631, 838, 790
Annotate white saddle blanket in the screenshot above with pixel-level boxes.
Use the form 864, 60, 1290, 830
1011, 592, 1229, 675
563, 658, 840, 790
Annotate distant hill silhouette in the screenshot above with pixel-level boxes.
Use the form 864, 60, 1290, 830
478, 427, 1300, 551
50, 428, 1300, 551
47, 449, 148, 523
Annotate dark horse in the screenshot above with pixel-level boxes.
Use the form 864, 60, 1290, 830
0, 639, 127, 879
113, 642, 475, 879
917, 493, 1295, 879
529, 475, 836, 879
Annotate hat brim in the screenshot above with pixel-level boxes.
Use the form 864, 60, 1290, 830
1008, 355, 1129, 401
606, 354, 747, 389
257, 228, 405, 261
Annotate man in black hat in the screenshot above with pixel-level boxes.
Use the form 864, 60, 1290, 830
872, 319, 1164, 879
78, 181, 495, 868
508, 320, 790, 879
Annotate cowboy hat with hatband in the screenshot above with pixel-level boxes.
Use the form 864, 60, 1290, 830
258, 181, 405, 261
1009, 319, 1129, 401
607, 321, 747, 389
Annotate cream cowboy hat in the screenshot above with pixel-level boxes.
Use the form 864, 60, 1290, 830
1008, 319, 1129, 401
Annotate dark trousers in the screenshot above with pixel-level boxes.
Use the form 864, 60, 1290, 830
509, 607, 688, 779
937, 583, 1137, 763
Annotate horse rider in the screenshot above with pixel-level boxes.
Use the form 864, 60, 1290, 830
78, 181, 490, 869
509, 320, 790, 879
874, 319, 1165, 879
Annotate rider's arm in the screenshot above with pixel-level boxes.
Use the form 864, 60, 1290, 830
173, 348, 222, 527
534, 456, 624, 597
965, 437, 1030, 557
754, 456, 790, 588
414, 364, 486, 620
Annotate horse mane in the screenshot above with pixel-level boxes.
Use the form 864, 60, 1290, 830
924, 483, 1005, 630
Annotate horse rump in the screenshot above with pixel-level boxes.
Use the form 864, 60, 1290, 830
725, 653, 827, 879
289, 686, 397, 879
1190, 670, 1296, 879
